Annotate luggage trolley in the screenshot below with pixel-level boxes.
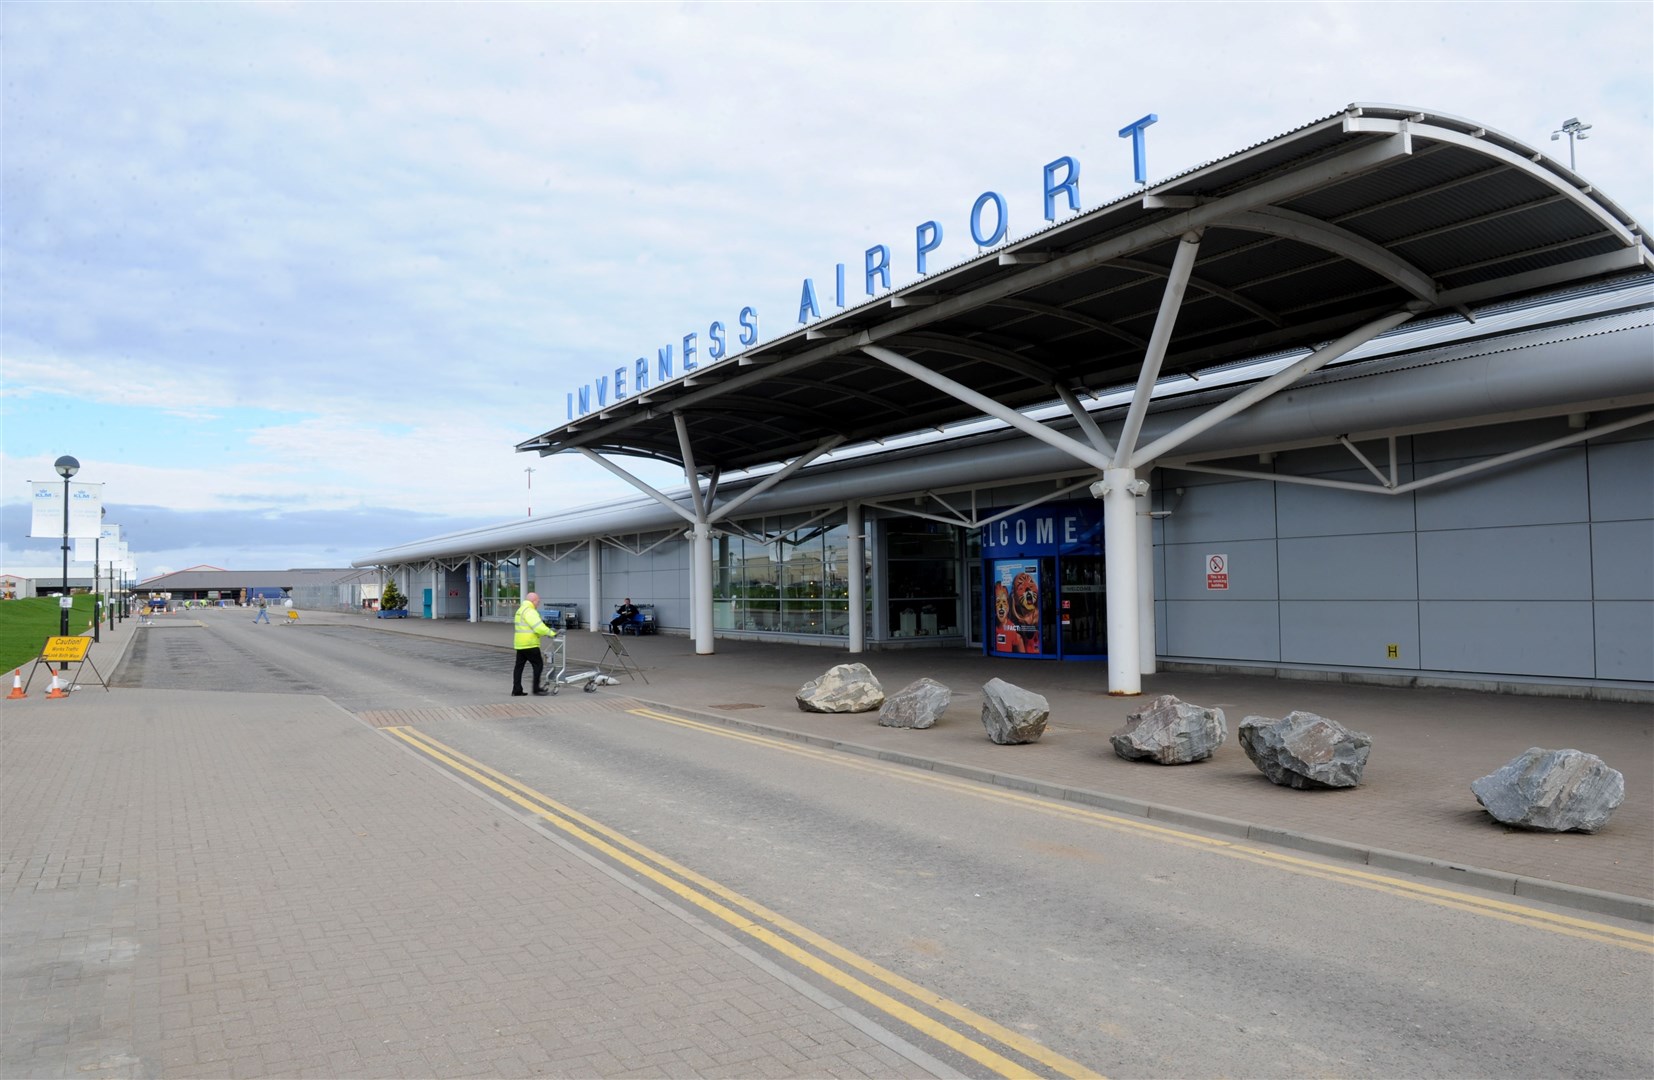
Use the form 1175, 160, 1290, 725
542, 633, 604, 694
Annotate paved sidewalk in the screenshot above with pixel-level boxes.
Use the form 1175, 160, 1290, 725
335, 611, 1653, 913
1, 684, 944, 1079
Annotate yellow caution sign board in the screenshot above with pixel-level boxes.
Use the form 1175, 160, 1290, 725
42, 636, 92, 663
24, 635, 108, 695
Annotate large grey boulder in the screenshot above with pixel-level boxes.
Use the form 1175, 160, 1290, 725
879, 678, 952, 729
796, 663, 884, 713
1471, 747, 1625, 833
1239, 711, 1371, 789
980, 678, 1048, 744
1111, 695, 1226, 764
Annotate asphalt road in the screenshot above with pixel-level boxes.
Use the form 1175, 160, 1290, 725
115, 610, 1654, 1078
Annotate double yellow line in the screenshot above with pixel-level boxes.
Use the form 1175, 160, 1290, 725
385, 723, 1105, 1080
626, 706, 1654, 955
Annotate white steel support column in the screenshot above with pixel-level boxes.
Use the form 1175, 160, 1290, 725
587, 538, 599, 632
691, 523, 713, 655
1137, 503, 1156, 675
847, 501, 865, 653
1095, 235, 1199, 697
467, 556, 479, 623
1097, 469, 1143, 694
675, 413, 712, 647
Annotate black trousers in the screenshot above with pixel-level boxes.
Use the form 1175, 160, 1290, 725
512, 646, 544, 691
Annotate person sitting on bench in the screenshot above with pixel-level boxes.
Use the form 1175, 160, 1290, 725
610, 598, 639, 634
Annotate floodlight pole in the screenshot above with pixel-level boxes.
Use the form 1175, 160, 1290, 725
1550, 117, 1591, 171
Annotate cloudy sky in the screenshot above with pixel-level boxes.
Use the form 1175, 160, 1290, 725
3, 1, 1649, 579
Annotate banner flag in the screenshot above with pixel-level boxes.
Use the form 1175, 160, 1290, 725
74, 524, 126, 563
27, 481, 104, 539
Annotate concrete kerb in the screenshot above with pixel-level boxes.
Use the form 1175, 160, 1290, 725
638, 698, 1654, 926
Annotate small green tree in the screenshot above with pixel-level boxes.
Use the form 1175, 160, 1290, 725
381, 576, 407, 612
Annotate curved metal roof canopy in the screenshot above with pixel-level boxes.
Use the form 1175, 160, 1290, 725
519, 105, 1650, 475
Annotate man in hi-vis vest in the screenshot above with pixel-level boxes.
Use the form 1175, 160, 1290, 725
512, 592, 556, 696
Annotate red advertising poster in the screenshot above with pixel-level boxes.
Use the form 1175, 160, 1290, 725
991, 559, 1043, 655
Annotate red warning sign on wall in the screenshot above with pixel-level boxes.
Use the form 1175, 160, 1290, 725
1206, 553, 1229, 591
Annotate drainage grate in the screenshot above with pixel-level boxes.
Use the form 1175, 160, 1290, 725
710, 703, 765, 710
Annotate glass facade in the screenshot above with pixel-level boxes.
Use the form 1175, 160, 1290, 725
477, 553, 520, 618
714, 518, 864, 636
885, 519, 962, 639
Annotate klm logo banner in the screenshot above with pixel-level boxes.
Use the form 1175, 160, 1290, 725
27, 481, 105, 540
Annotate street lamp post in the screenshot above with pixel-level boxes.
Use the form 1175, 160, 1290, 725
1550, 117, 1591, 171
54, 455, 80, 664
93, 507, 104, 644
525, 466, 535, 517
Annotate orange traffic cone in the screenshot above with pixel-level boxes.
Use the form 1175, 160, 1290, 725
6, 670, 24, 699
45, 670, 68, 699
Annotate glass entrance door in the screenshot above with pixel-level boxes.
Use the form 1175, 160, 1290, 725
1058, 555, 1106, 659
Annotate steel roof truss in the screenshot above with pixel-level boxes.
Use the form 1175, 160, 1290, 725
575, 447, 699, 526
526, 544, 585, 566
1113, 257, 1287, 328
1337, 435, 1398, 489
863, 345, 1115, 474
1227, 208, 1437, 301
1435, 249, 1652, 309
1343, 116, 1639, 248
1169, 410, 1654, 496
1116, 231, 1203, 464
597, 531, 682, 558
888, 331, 1058, 383
862, 475, 1100, 532
989, 299, 1150, 349
706, 436, 847, 525
1056, 385, 1117, 458
1129, 306, 1423, 469
673, 413, 707, 521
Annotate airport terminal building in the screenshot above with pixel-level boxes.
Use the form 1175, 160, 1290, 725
358, 106, 1653, 700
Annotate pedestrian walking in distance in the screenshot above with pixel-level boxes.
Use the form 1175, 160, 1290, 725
512, 592, 556, 696
253, 597, 270, 624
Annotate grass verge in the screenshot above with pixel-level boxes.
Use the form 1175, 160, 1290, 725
0, 595, 101, 674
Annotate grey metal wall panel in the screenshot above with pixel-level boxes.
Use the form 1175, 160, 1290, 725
1592, 520, 1654, 600
1279, 601, 1421, 669
1274, 471, 1418, 538
1588, 437, 1654, 521
1273, 439, 1413, 475
1160, 478, 1277, 544
1414, 448, 1588, 530
1417, 524, 1592, 600
1594, 602, 1654, 681
1413, 415, 1579, 461
1164, 600, 1280, 661
1161, 539, 1279, 600
1420, 601, 1597, 677
1278, 534, 1418, 600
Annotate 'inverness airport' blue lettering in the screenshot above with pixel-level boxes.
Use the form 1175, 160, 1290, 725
1118, 114, 1158, 184
564, 116, 1157, 419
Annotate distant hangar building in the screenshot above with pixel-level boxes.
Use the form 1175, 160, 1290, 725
357, 106, 1653, 700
